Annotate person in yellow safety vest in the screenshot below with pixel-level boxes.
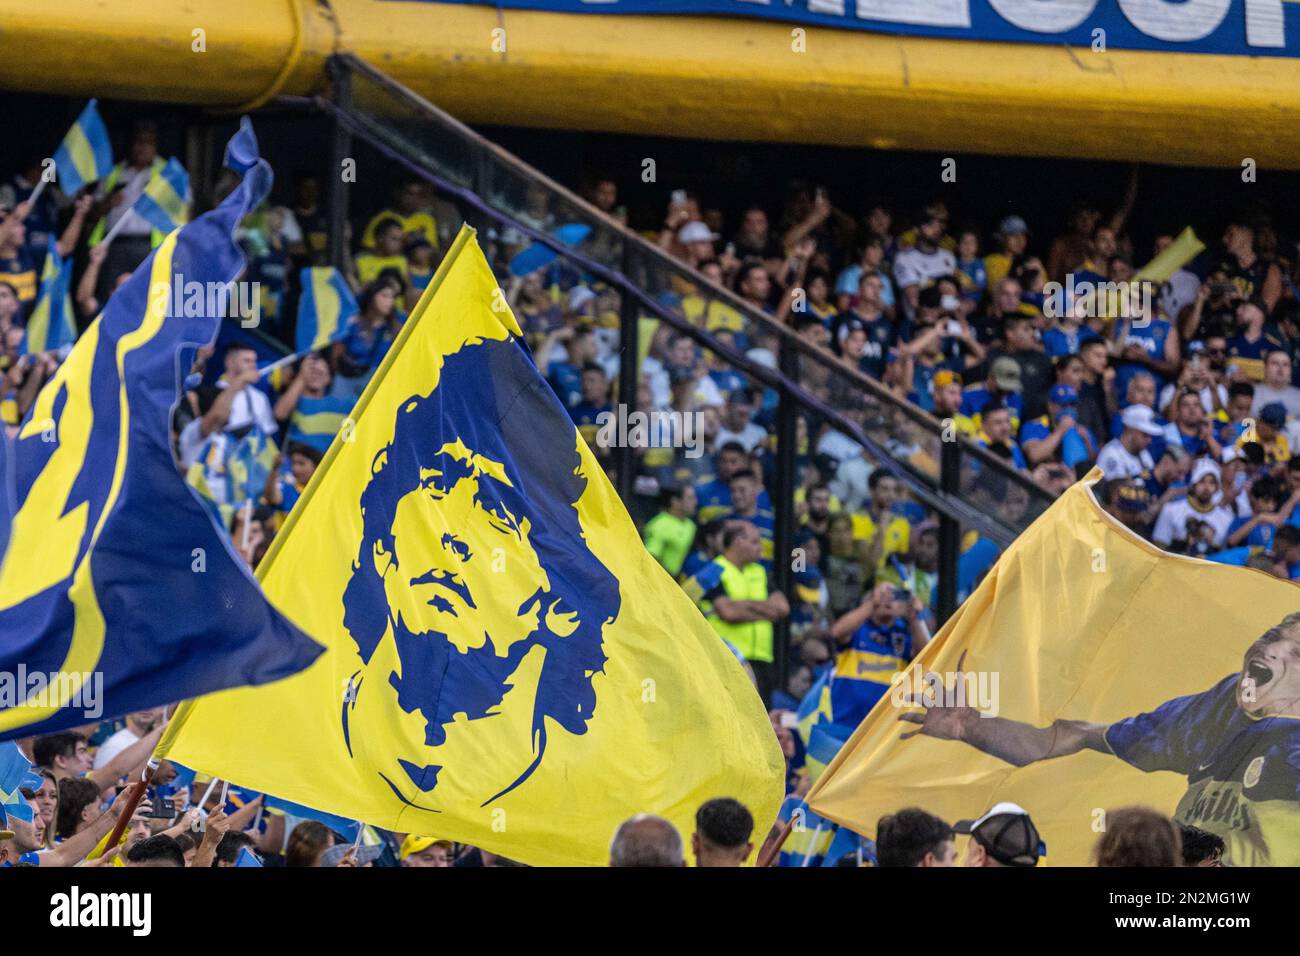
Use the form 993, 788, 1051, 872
701, 521, 789, 702
87, 123, 180, 301
88, 122, 169, 249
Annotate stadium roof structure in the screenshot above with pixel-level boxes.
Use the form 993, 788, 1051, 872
2, 0, 1297, 169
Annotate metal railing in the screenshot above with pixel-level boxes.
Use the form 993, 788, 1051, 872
250, 52, 1061, 693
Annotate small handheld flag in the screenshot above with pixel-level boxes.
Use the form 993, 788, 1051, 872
22, 245, 78, 355
295, 267, 359, 354
223, 117, 259, 176
133, 157, 190, 235
51, 99, 114, 196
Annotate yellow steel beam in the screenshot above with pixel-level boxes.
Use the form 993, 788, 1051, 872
0, 0, 1296, 168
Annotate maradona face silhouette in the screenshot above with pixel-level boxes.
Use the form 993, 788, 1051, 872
341, 339, 621, 810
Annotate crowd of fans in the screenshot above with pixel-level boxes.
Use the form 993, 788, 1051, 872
3, 112, 1296, 868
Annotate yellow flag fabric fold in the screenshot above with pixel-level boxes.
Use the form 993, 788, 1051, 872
807, 470, 1300, 866
157, 225, 783, 866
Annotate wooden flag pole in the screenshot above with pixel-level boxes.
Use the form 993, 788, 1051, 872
102, 759, 158, 853
756, 815, 795, 868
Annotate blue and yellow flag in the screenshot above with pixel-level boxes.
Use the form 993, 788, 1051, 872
808, 471, 1300, 866
134, 157, 190, 234
0, 130, 322, 742
52, 99, 113, 195
295, 267, 358, 354
157, 226, 783, 866
22, 245, 77, 355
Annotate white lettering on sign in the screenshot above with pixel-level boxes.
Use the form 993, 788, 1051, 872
857, 0, 971, 29
988, 0, 1097, 33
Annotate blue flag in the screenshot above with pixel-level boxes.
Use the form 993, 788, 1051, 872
0, 741, 43, 824
0, 126, 323, 741
22, 245, 78, 355
133, 157, 190, 234
235, 846, 263, 867
52, 100, 114, 195
295, 267, 358, 353
223, 117, 259, 176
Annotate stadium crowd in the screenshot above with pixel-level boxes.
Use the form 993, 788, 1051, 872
2, 114, 1296, 868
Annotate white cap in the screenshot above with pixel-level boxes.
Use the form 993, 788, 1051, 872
1221, 445, 1243, 464
1121, 404, 1164, 437
1190, 457, 1221, 487
954, 801, 1032, 833
678, 221, 719, 244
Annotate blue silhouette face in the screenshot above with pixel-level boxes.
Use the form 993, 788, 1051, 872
341, 339, 621, 807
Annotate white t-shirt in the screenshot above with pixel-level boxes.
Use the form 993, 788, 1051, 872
893, 247, 957, 292
1251, 384, 1300, 419
1095, 439, 1154, 480
716, 422, 768, 453
178, 382, 278, 469
92, 727, 141, 770
1153, 498, 1234, 549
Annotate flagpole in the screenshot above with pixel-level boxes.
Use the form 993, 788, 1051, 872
102, 759, 158, 855
757, 815, 795, 867
98, 211, 134, 248
27, 177, 50, 207
257, 349, 308, 378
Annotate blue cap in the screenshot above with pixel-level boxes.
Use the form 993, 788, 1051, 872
1260, 402, 1287, 428
1049, 384, 1078, 406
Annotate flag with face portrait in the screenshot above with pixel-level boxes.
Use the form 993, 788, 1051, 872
806, 471, 1300, 866
157, 225, 784, 866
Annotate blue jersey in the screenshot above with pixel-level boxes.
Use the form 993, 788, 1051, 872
1113, 318, 1173, 397
1227, 516, 1275, 550
960, 385, 1023, 430
286, 393, 353, 454
830, 617, 911, 728
1105, 674, 1300, 866
725, 509, 776, 568
1042, 326, 1083, 358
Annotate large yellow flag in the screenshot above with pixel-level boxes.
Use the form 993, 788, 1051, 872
807, 471, 1300, 866
157, 226, 783, 865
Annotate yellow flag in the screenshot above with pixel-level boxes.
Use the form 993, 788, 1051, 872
807, 471, 1300, 866
157, 226, 783, 866
1134, 226, 1204, 285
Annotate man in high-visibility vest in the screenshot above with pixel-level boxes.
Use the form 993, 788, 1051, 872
700, 521, 789, 702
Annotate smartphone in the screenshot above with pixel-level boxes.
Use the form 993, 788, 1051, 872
892, 587, 911, 603
145, 797, 176, 819
779, 711, 799, 729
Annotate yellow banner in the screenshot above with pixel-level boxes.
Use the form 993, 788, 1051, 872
808, 471, 1300, 866
157, 225, 782, 866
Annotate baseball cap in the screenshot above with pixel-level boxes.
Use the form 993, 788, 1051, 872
991, 356, 1022, 392
998, 215, 1029, 236
933, 369, 963, 389
1113, 479, 1151, 513
1190, 457, 1221, 487
1120, 404, 1164, 436
1260, 401, 1288, 428
400, 834, 453, 860
1221, 445, 1243, 465
678, 221, 719, 244
954, 802, 1045, 867
1048, 383, 1077, 406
